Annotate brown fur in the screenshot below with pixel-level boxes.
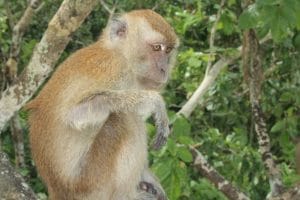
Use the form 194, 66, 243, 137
27, 10, 178, 200
128, 9, 177, 45
27, 43, 130, 198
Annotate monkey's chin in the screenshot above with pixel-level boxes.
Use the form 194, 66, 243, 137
137, 76, 166, 90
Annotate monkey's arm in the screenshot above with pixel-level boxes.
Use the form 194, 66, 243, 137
66, 90, 169, 149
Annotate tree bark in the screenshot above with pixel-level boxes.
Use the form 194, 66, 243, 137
191, 147, 250, 200
242, 28, 284, 198
4, 0, 43, 169
0, 152, 37, 200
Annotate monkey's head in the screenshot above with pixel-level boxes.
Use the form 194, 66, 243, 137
103, 9, 179, 89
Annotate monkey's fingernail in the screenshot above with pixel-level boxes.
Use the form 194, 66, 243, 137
139, 182, 148, 190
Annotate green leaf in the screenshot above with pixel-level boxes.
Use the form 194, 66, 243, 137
166, 173, 181, 200
238, 6, 259, 29
270, 120, 286, 133
270, 10, 289, 42
174, 161, 188, 181
177, 136, 194, 145
219, 9, 238, 35
152, 158, 173, 182
281, 1, 297, 27
293, 33, 300, 50
167, 138, 177, 156
173, 116, 191, 137
177, 146, 193, 163
280, 92, 294, 102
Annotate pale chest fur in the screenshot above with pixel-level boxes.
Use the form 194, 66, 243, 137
113, 113, 148, 198
78, 113, 148, 200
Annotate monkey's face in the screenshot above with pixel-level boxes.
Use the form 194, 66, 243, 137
134, 41, 177, 89
127, 21, 178, 90
105, 12, 179, 89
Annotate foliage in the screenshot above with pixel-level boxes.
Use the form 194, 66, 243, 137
0, 0, 300, 199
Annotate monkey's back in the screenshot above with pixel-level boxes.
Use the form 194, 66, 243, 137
27, 42, 147, 199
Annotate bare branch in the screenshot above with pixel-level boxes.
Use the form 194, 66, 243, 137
4, 0, 42, 84
99, 0, 116, 20
269, 184, 300, 200
205, 0, 226, 75
191, 147, 250, 200
177, 35, 271, 119
177, 56, 237, 118
152, 0, 165, 11
10, 0, 42, 59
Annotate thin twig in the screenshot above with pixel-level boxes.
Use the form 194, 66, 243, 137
99, 0, 116, 19
4, 3, 15, 30
205, 0, 226, 76
152, 0, 164, 10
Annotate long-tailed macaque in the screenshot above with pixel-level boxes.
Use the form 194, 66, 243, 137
26, 9, 179, 200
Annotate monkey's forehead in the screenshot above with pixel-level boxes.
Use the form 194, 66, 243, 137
126, 9, 178, 45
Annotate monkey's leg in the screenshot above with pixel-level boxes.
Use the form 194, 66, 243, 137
136, 168, 167, 200
66, 90, 170, 148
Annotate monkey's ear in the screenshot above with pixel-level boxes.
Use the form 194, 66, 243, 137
109, 17, 127, 40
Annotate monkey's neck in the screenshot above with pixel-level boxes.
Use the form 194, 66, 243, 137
137, 76, 164, 90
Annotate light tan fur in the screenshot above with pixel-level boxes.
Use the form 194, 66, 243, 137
27, 9, 178, 200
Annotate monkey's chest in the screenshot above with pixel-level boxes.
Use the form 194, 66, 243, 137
113, 114, 148, 188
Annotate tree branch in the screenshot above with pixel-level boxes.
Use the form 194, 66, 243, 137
177, 34, 271, 119
99, 0, 116, 20
5, 0, 42, 84
177, 56, 237, 119
0, 0, 99, 132
242, 28, 285, 198
4, 0, 43, 169
191, 147, 250, 200
0, 152, 37, 199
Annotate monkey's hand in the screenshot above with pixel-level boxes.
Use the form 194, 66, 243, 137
139, 181, 167, 200
137, 169, 168, 200
152, 97, 170, 150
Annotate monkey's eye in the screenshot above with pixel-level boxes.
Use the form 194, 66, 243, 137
165, 46, 173, 54
151, 44, 162, 51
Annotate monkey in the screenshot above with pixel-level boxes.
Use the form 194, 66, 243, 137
26, 9, 178, 200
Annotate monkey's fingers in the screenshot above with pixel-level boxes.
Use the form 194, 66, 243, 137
152, 134, 167, 150
139, 181, 167, 200
152, 125, 170, 150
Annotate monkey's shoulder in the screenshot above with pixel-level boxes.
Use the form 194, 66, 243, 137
54, 43, 128, 80
26, 42, 133, 111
